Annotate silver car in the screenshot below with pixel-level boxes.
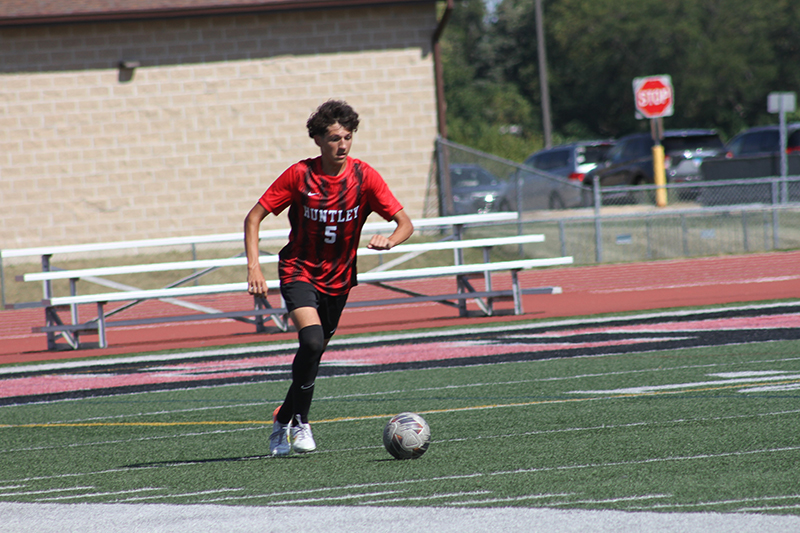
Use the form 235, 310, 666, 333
521, 140, 615, 209
449, 164, 514, 214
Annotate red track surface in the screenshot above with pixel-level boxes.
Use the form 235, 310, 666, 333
2, 251, 799, 365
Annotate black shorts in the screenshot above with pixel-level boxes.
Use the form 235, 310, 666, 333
280, 281, 349, 339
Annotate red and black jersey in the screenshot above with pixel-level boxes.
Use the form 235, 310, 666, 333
258, 156, 403, 296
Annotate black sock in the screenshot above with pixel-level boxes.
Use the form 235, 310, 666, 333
276, 324, 325, 425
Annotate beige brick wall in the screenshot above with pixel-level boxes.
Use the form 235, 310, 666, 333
0, 5, 439, 250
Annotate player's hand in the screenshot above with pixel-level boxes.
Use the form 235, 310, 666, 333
367, 234, 394, 250
247, 270, 268, 297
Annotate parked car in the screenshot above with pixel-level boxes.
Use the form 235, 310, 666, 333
449, 164, 513, 214
522, 140, 615, 208
582, 129, 726, 204
724, 123, 800, 157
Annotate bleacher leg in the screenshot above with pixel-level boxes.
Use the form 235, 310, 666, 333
42, 254, 57, 350
511, 270, 523, 315
456, 275, 468, 317
254, 296, 266, 333
97, 302, 108, 348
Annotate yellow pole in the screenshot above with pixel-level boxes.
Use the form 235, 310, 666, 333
652, 144, 667, 207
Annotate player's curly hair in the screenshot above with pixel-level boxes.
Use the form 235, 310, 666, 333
306, 100, 360, 138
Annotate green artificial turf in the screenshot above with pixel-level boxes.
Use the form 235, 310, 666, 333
2, 340, 800, 514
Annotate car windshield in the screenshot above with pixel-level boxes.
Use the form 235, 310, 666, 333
664, 135, 724, 151
450, 167, 496, 187
578, 145, 613, 164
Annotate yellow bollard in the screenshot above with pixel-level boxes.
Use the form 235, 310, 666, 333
652, 144, 667, 207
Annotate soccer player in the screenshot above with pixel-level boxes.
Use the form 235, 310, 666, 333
244, 100, 413, 456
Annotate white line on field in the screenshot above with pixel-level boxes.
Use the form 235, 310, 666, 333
1, 425, 267, 455
736, 503, 800, 512
570, 372, 800, 395
263, 491, 405, 505
5, 406, 800, 484
197, 446, 800, 506
549, 494, 673, 506
34, 487, 163, 502
445, 493, 575, 506
42, 401, 272, 426
117, 488, 245, 503
627, 493, 800, 511
0, 486, 94, 496
358, 491, 493, 505
589, 275, 800, 294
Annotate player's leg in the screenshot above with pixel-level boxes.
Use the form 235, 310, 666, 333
290, 291, 348, 423
274, 285, 323, 422
270, 283, 322, 455
285, 290, 348, 452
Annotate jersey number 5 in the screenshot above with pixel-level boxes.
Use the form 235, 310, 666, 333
324, 225, 337, 244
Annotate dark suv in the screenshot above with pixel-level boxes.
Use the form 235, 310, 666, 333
583, 129, 726, 204
725, 124, 800, 157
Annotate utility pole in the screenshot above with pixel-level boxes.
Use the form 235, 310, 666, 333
535, 0, 552, 148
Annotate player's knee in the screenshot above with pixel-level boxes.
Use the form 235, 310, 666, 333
293, 324, 325, 388
298, 324, 325, 357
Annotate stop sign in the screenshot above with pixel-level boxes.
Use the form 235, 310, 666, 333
633, 75, 674, 119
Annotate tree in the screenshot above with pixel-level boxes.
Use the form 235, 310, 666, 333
443, 0, 800, 152
441, 0, 541, 160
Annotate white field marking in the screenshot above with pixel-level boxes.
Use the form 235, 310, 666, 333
709, 371, 788, 378
453, 494, 670, 508
6, 351, 792, 429
0, 359, 744, 427
8, 400, 800, 472
743, 383, 800, 393
7, 406, 800, 492
371, 407, 800, 452
1, 425, 266, 455
548, 494, 672, 506
0, 485, 25, 490
737, 503, 800, 512
0, 343, 298, 375
5, 361, 726, 426
35, 487, 163, 502
358, 491, 492, 505
570, 372, 800, 395
0, 486, 94, 496
7, 465, 173, 485
43, 401, 270, 426
263, 491, 405, 506
200, 446, 800, 506
446, 493, 575, 506
23, 353, 800, 429
315, 373, 800, 426
626, 493, 800, 511
590, 275, 800, 293
6, 300, 800, 377
117, 488, 245, 503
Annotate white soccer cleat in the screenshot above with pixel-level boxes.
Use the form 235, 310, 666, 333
290, 415, 316, 453
269, 420, 291, 456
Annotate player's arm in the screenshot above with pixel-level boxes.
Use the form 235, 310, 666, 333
244, 202, 270, 297
367, 209, 413, 250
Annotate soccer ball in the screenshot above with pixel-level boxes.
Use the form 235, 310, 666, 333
382, 412, 431, 460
